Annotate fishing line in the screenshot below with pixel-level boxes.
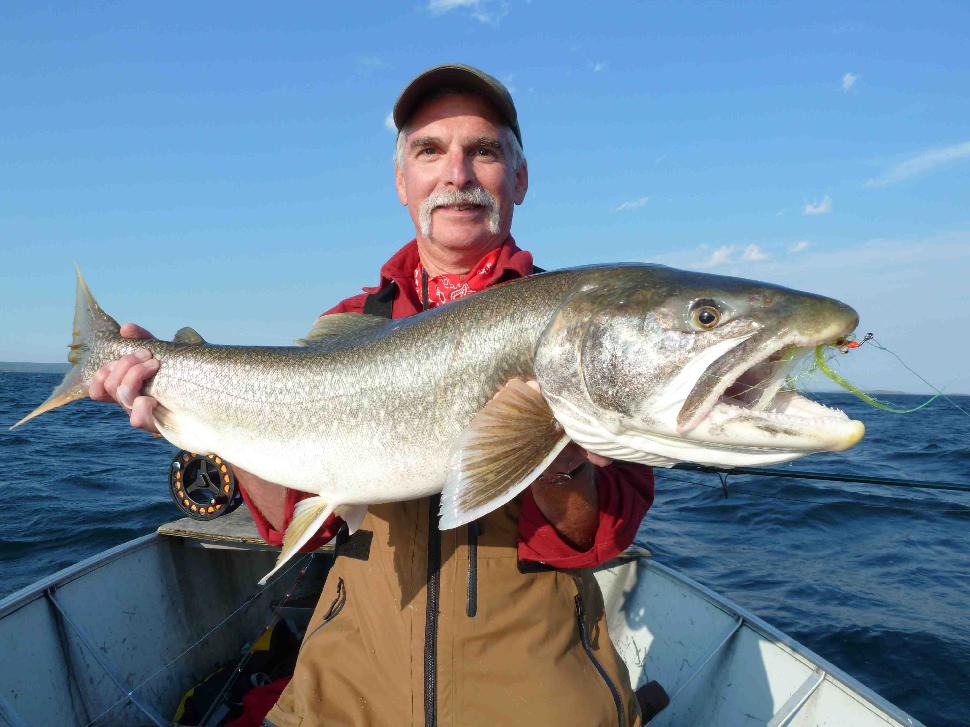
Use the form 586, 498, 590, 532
796, 333, 970, 417
83, 553, 313, 727
813, 341, 939, 414
868, 336, 970, 417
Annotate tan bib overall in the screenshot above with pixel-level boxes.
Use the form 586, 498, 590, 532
266, 497, 640, 727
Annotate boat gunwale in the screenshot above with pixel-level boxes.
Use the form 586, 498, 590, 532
596, 554, 923, 727
0, 532, 159, 620
0, 534, 925, 726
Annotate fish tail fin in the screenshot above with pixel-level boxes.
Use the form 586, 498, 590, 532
258, 496, 337, 585
10, 266, 121, 429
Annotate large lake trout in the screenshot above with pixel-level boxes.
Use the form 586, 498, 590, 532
15, 265, 865, 580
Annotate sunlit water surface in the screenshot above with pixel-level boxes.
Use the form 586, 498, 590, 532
1, 373, 967, 725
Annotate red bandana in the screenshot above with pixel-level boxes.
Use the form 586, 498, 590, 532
414, 245, 505, 309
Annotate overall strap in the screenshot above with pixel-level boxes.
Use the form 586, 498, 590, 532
362, 280, 397, 319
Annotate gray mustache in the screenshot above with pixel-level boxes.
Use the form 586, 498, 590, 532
419, 186, 500, 236
424, 186, 497, 212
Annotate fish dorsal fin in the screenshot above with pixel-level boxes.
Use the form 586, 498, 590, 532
439, 379, 570, 530
295, 313, 390, 347
173, 326, 206, 345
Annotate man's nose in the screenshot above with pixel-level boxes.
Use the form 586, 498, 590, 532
444, 148, 475, 187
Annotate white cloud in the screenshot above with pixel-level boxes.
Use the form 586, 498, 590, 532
691, 243, 768, 267
635, 232, 970, 393
384, 112, 396, 133
426, 0, 508, 24
592, 61, 607, 72
842, 72, 859, 92
865, 140, 970, 188
613, 196, 649, 212
696, 245, 736, 268
789, 240, 811, 254
742, 244, 769, 262
803, 195, 832, 215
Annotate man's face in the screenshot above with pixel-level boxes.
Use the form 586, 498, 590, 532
395, 93, 528, 256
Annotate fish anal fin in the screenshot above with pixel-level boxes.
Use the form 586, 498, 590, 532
295, 313, 390, 347
259, 496, 336, 585
439, 379, 570, 530
173, 326, 206, 345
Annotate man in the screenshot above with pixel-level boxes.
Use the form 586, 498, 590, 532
92, 64, 654, 726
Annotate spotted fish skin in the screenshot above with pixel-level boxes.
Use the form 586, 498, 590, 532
16, 265, 864, 579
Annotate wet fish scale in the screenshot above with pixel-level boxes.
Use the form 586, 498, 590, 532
15, 265, 864, 580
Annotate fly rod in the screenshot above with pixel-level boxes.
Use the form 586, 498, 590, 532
672, 464, 970, 495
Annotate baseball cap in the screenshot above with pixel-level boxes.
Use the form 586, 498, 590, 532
393, 63, 522, 147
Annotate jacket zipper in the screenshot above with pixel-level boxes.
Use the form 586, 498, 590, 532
421, 270, 440, 727
466, 521, 479, 617
575, 595, 625, 727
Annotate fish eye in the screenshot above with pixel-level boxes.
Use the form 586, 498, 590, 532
689, 303, 722, 330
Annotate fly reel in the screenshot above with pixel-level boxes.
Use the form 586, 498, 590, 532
169, 450, 242, 520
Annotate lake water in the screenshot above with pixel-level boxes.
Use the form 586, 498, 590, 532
1, 373, 967, 725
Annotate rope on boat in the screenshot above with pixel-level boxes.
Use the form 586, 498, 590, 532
47, 587, 169, 726
81, 553, 313, 727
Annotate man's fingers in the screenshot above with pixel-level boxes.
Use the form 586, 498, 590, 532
102, 352, 146, 401
89, 365, 112, 401
129, 396, 159, 433
117, 358, 159, 408
120, 323, 155, 340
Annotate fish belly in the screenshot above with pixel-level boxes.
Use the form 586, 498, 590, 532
154, 403, 449, 505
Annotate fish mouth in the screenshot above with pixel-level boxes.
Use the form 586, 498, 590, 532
677, 334, 864, 451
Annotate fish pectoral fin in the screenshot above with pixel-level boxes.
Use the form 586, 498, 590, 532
335, 504, 368, 534
295, 313, 391, 347
439, 378, 570, 530
259, 496, 336, 585
173, 326, 206, 345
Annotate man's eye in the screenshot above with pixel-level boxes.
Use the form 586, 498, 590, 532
418, 147, 437, 156
476, 147, 496, 158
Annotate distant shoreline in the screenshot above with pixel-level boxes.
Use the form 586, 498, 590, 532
0, 362, 71, 374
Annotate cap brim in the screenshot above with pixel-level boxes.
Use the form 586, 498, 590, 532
393, 64, 521, 146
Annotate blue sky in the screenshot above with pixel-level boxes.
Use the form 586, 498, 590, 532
2, 1, 969, 394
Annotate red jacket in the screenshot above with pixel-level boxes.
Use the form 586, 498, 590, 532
241, 238, 654, 568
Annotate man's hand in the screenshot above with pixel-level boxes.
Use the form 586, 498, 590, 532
89, 323, 160, 433
530, 442, 611, 551
88, 324, 292, 530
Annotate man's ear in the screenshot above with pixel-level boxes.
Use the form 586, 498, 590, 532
395, 163, 408, 205
513, 160, 528, 205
